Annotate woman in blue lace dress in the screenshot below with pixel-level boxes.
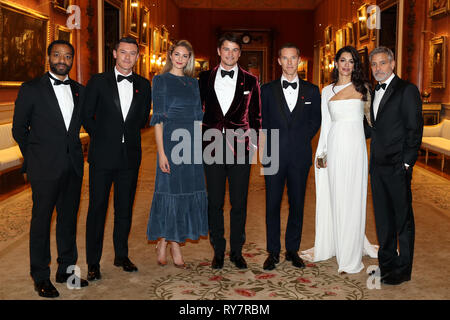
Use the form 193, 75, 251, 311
147, 40, 208, 268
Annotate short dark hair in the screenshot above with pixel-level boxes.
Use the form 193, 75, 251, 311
115, 37, 139, 51
217, 33, 242, 50
278, 43, 300, 57
47, 40, 75, 57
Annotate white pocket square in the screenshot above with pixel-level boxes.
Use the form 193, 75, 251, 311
244, 91, 250, 95
305, 102, 312, 104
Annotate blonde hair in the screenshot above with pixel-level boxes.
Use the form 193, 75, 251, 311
161, 40, 195, 77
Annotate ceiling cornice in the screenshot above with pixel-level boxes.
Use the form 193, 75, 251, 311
174, 0, 323, 10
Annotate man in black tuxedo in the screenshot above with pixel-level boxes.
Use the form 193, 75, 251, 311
199, 33, 261, 269
13, 40, 88, 298
367, 47, 423, 285
261, 43, 321, 270
83, 37, 151, 281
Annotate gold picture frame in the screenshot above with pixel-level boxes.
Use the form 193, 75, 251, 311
325, 25, 333, 45
55, 24, 72, 43
0, 0, 50, 87
358, 46, 370, 81
430, 36, 446, 88
428, 0, 450, 18
358, 4, 369, 42
195, 59, 209, 78
152, 27, 160, 54
140, 7, 149, 45
297, 60, 308, 81
160, 26, 169, 54
344, 22, 355, 46
53, 0, 70, 13
336, 29, 344, 51
126, 0, 139, 38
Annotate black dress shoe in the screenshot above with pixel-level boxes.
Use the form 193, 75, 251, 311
211, 255, 224, 269
263, 253, 280, 270
230, 255, 248, 269
285, 251, 305, 269
56, 272, 89, 287
381, 273, 411, 285
34, 279, 59, 298
114, 257, 138, 272
87, 264, 101, 281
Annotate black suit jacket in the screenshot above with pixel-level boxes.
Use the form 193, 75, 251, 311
367, 75, 423, 170
82, 71, 151, 170
12, 73, 85, 181
199, 65, 261, 156
261, 78, 321, 168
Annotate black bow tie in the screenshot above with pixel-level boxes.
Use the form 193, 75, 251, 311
221, 70, 234, 78
117, 74, 134, 83
48, 73, 70, 85
375, 83, 387, 91
283, 80, 297, 90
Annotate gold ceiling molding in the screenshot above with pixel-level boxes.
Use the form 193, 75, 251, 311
174, 0, 323, 10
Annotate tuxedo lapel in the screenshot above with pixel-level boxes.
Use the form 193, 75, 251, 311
208, 66, 223, 116
41, 74, 67, 132
271, 79, 289, 125
370, 89, 376, 124
106, 71, 123, 121
67, 81, 80, 133
376, 75, 399, 120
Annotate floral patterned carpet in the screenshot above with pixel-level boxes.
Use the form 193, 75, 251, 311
0, 129, 449, 300
147, 243, 369, 300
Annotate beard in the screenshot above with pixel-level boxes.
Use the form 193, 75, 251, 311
373, 70, 390, 82
50, 62, 72, 76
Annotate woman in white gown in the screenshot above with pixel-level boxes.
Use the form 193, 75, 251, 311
302, 46, 378, 274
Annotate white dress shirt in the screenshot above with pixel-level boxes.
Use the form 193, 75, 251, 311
115, 67, 133, 121
49, 71, 74, 131
214, 64, 239, 116
373, 72, 395, 120
281, 75, 299, 112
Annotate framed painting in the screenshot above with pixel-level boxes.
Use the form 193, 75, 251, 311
430, 36, 446, 88
139, 54, 148, 78
140, 7, 149, 45
240, 50, 265, 83
358, 46, 370, 81
0, 1, 49, 87
160, 26, 168, 54
56, 24, 72, 43
194, 59, 209, 78
126, 0, 139, 38
336, 29, 344, 51
329, 41, 336, 57
428, 0, 450, 18
325, 25, 333, 45
345, 22, 355, 46
297, 60, 308, 81
358, 4, 369, 42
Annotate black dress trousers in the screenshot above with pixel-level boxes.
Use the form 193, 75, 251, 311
29, 155, 82, 282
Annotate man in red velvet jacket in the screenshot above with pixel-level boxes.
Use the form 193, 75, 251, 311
199, 33, 262, 270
